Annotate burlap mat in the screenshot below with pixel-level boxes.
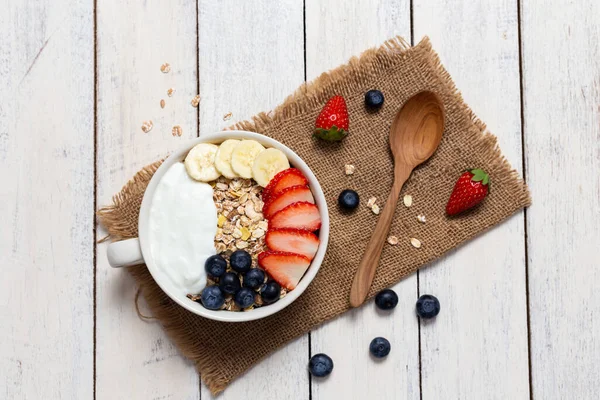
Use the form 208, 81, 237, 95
98, 36, 530, 394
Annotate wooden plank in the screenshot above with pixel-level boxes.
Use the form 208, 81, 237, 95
521, 1, 600, 398
95, 1, 201, 399
197, 1, 307, 398
0, 0, 94, 398
412, 1, 530, 398
304, 2, 419, 399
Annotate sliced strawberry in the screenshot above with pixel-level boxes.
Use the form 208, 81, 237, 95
269, 202, 321, 231
263, 168, 308, 203
263, 185, 314, 219
265, 228, 319, 260
258, 251, 311, 290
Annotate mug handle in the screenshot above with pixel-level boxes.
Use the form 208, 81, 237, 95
107, 238, 144, 268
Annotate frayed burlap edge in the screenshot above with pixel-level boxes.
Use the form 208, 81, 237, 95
97, 36, 531, 395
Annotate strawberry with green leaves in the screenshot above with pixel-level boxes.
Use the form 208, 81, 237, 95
446, 168, 490, 215
314, 95, 349, 142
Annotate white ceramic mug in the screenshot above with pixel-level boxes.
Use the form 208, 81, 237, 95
107, 131, 329, 322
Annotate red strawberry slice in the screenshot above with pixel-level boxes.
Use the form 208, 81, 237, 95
265, 228, 320, 260
263, 185, 315, 219
258, 251, 311, 290
263, 168, 308, 203
269, 202, 321, 231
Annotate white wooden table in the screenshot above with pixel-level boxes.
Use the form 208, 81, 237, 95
2, 1, 599, 399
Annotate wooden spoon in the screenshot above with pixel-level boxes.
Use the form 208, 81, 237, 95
349, 91, 445, 308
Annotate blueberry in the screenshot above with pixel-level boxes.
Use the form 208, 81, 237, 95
260, 281, 281, 304
244, 268, 266, 289
309, 353, 334, 377
365, 89, 384, 109
375, 289, 398, 310
234, 288, 255, 308
219, 272, 241, 295
200, 285, 225, 310
416, 294, 440, 319
230, 250, 252, 273
338, 189, 360, 210
369, 337, 391, 358
204, 254, 227, 277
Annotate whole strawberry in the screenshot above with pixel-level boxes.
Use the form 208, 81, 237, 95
314, 95, 349, 141
446, 169, 490, 215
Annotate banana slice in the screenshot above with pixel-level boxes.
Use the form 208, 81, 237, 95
184, 143, 221, 182
230, 140, 265, 179
214, 139, 240, 179
251, 148, 290, 187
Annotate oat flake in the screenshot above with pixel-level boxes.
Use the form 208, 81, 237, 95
410, 238, 422, 248
417, 215, 426, 224
387, 236, 399, 245
172, 125, 183, 137
160, 63, 171, 73
344, 164, 355, 175
160, 99, 165, 109
191, 95, 200, 107
167, 88, 175, 97
367, 197, 377, 208
372, 204, 380, 215
403, 194, 413, 207
223, 112, 233, 121
141, 120, 153, 133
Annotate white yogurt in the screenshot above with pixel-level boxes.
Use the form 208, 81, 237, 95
148, 162, 217, 295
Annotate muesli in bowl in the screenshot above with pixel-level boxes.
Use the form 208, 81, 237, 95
175, 138, 323, 312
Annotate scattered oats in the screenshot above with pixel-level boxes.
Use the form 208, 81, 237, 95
371, 204, 380, 215
160, 99, 166, 109
257, 220, 268, 231
217, 214, 227, 228
191, 94, 200, 107
235, 240, 249, 249
237, 205, 245, 215
223, 112, 233, 121
215, 242, 227, 253
167, 87, 175, 97
417, 215, 426, 224
172, 125, 183, 137
232, 228, 243, 239
410, 238, 422, 248
186, 293, 201, 302
240, 227, 251, 241
367, 197, 377, 208
252, 228, 265, 238
403, 194, 413, 207
216, 182, 229, 191
160, 63, 171, 73
344, 164, 355, 175
141, 120, 153, 133
387, 235, 399, 245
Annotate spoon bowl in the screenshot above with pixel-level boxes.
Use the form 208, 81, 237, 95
349, 91, 445, 307
390, 91, 444, 166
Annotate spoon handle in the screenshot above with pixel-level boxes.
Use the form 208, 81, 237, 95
349, 164, 413, 307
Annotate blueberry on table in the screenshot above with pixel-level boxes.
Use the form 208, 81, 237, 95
416, 294, 440, 319
230, 250, 252, 273
375, 289, 398, 310
309, 353, 334, 377
365, 89, 384, 109
369, 337, 391, 358
200, 286, 225, 310
260, 281, 281, 304
234, 287, 255, 308
338, 189, 360, 210
243, 268, 266, 289
204, 254, 227, 277
219, 272, 241, 295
